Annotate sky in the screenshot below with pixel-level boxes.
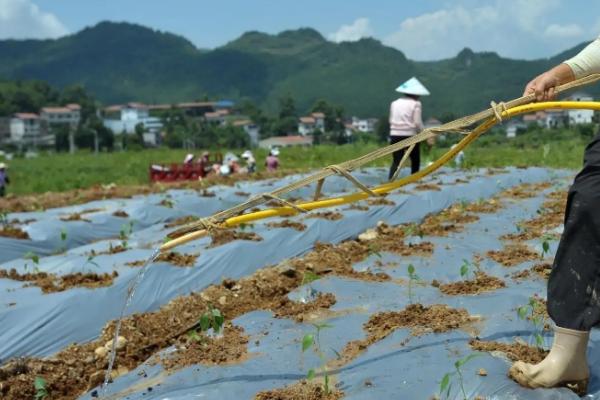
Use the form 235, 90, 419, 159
1, 0, 599, 61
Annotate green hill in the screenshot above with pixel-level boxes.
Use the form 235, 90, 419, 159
0, 21, 595, 118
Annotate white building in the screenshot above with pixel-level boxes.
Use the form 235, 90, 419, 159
298, 116, 316, 135
505, 120, 526, 138
298, 112, 326, 136
259, 135, 313, 149
545, 110, 566, 128
566, 92, 594, 124
351, 116, 375, 133
40, 104, 81, 127
10, 113, 41, 143
103, 103, 163, 145
232, 120, 260, 146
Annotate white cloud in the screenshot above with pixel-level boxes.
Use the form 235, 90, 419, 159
329, 18, 372, 43
383, 0, 585, 60
544, 24, 584, 39
0, 0, 68, 40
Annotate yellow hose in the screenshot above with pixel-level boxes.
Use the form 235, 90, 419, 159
161, 101, 600, 251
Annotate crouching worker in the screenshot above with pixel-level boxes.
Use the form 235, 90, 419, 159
509, 35, 600, 395
0, 163, 9, 197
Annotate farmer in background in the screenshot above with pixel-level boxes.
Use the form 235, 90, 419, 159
509, 36, 600, 394
0, 163, 9, 197
265, 148, 279, 172
241, 150, 256, 173
388, 77, 429, 180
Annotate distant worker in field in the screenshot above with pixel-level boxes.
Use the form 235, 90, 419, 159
0, 163, 9, 197
265, 148, 279, 172
388, 77, 429, 180
241, 150, 256, 173
509, 36, 600, 395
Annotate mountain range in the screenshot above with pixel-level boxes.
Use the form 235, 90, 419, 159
0, 21, 594, 118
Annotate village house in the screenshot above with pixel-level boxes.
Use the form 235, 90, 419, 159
103, 102, 163, 145
565, 92, 594, 124
298, 112, 325, 135
259, 135, 313, 149
9, 113, 43, 147
40, 104, 81, 127
351, 116, 376, 133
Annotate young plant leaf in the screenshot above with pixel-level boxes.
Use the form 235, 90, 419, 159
199, 313, 211, 332
302, 333, 314, 352
439, 372, 452, 395
517, 306, 528, 320
306, 368, 316, 380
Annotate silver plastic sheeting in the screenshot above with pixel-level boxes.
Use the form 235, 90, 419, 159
1, 167, 595, 399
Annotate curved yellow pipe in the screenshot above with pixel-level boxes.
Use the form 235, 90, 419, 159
161, 101, 600, 251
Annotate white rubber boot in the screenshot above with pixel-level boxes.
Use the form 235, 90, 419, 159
509, 326, 590, 395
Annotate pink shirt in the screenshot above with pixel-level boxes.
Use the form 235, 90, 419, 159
266, 155, 279, 171
389, 97, 423, 136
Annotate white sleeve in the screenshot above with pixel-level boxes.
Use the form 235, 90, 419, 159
564, 37, 600, 78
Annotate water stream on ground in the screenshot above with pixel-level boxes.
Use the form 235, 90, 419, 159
100, 247, 160, 396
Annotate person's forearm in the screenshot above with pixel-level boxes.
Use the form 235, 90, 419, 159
564, 37, 600, 78
545, 63, 576, 86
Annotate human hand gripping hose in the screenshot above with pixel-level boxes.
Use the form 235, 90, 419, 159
160, 74, 600, 252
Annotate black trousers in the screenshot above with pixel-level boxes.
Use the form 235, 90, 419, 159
0, 186, 4, 197
549, 131, 600, 330
388, 136, 420, 180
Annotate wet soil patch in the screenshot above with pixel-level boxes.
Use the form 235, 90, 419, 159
0, 225, 29, 239
255, 380, 343, 400
415, 206, 479, 237
366, 197, 395, 206
209, 229, 263, 248
304, 212, 344, 221
155, 252, 198, 267
112, 210, 129, 218
267, 220, 307, 231
0, 269, 118, 293
434, 272, 506, 295
161, 324, 248, 370
487, 244, 539, 267
199, 189, 216, 197
234, 191, 250, 197
273, 293, 337, 322
340, 304, 472, 364
469, 339, 548, 364
502, 182, 552, 199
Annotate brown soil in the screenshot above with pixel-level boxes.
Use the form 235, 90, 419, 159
235, 191, 250, 197
155, 252, 198, 267
305, 212, 344, 221
255, 380, 343, 400
0, 269, 118, 293
487, 244, 539, 267
413, 183, 442, 191
60, 208, 103, 222
160, 324, 248, 370
0, 169, 301, 213
512, 263, 552, 281
501, 190, 567, 242
164, 215, 200, 229
88, 243, 128, 257
158, 199, 175, 208
417, 205, 479, 237
209, 229, 263, 248
267, 220, 307, 231
366, 197, 396, 206
0, 225, 29, 239
502, 182, 552, 199
464, 199, 503, 214
435, 272, 506, 296
454, 178, 469, 184
112, 210, 129, 218
199, 189, 216, 197
486, 168, 509, 176
469, 339, 548, 364
345, 204, 369, 211
273, 293, 337, 322
340, 304, 472, 364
